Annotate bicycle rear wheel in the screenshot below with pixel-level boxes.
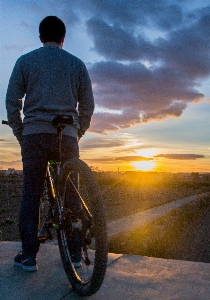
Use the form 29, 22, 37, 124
57, 158, 108, 296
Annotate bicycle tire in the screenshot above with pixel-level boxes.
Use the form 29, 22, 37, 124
38, 179, 51, 239
38, 172, 56, 242
57, 158, 108, 296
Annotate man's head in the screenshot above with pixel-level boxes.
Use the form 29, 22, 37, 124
39, 16, 66, 44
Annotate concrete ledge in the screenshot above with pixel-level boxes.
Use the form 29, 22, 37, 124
1, 241, 210, 299
0, 241, 122, 300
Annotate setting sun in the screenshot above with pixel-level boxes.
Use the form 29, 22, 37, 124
132, 161, 156, 171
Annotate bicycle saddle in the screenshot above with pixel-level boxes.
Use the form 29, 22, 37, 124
52, 116, 74, 129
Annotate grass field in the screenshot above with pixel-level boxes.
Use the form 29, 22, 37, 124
108, 193, 210, 262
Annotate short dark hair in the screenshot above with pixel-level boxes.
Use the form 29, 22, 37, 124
39, 16, 66, 44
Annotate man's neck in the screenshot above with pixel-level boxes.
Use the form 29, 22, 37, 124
43, 41, 63, 49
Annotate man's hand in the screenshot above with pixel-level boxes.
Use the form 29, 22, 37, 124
78, 130, 84, 140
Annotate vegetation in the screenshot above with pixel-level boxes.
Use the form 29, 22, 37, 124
94, 171, 210, 221
0, 171, 210, 242
91, 169, 210, 186
108, 193, 210, 261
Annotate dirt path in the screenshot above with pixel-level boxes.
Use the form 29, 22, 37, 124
107, 193, 208, 238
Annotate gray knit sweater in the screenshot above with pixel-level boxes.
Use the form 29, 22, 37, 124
6, 45, 94, 143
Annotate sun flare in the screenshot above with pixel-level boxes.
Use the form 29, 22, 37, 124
132, 161, 155, 171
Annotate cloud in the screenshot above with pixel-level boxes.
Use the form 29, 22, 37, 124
87, 18, 156, 61
114, 156, 153, 162
155, 154, 205, 160
81, 3, 210, 134
157, 8, 210, 78
84, 155, 152, 163
80, 0, 184, 30
89, 109, 141, 134
0, 160, 22, 165
87, 7, 210, 77
84, 157, 116, 163
84, 153, 205, 164
80, 137, 126, 150
88, 60, 203, 133
0, 160, 22, 170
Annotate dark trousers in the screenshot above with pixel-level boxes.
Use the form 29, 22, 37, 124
21, 133, 79, 255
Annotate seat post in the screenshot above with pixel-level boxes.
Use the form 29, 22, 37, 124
57, 127, 63, 175
51, 116, 74, 175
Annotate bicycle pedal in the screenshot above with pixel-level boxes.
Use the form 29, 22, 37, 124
52, 223, 59, 230
72, 219, 82, 230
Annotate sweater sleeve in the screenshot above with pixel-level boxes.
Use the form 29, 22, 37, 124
6, 58, 25, 144
77, 63, 95, 138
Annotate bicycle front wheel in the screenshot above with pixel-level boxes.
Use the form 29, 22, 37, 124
38, 177, 54, 243
57, 158, 108, 296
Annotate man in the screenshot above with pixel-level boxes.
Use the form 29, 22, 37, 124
6, 16, 94, 271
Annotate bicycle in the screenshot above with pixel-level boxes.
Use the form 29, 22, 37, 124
2, 118, 108, 297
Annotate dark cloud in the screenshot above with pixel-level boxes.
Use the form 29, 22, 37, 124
87, 8, 210, 69
85, 4, 210, 133
80, 137, 126, 150
87, 18, 156, 61
155, 154, 205, 160
84, 155, 152, 163
114, 156, 153, 162
89, 60, 203, 133
84, 157, 116, 163
80, 153, 206, 165
80, 0, 184, 30
158, 8, 210, 78
89, 110, 141, 134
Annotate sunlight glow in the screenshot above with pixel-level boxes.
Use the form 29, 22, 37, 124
132, 161, 156, 171
135, 148, 157, 158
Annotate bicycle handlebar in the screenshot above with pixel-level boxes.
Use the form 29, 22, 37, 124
2, 120, 8, 125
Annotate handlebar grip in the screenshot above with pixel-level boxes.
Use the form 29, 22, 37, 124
2, 120, 9, 125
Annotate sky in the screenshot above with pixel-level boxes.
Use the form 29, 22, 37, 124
0, 0, 210, 173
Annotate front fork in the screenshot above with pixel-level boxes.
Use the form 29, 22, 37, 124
47, 162, 94, 265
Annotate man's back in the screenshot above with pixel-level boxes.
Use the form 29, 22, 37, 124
6, 45, 94, 139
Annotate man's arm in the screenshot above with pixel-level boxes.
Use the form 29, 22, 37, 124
6, 58, 25, 145
77, 64, 95, 138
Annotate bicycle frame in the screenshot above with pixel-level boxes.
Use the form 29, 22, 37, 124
40, 122, 93, 241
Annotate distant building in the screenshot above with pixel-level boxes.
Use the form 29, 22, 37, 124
4, 168, 22, 175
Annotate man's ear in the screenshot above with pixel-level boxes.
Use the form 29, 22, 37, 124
61, 36, 65, 43
39, 35, 44, 43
